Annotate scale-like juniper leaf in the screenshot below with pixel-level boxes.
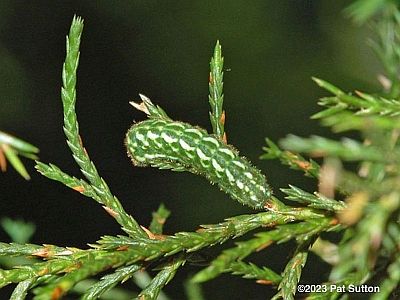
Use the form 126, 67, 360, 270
125, 119, 272, 209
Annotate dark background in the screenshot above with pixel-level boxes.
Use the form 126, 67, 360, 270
0, 1, 380, 299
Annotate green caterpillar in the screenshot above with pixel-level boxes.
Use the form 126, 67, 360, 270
125, 118, 272, 209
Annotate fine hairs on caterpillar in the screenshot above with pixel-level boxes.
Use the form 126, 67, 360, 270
125, 95, 274, 210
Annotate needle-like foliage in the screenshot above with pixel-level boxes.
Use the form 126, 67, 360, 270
2, 2, 400, 299
0, 131, 39, 180
208, 40, 225, 142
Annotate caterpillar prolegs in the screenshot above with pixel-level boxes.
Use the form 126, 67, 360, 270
126, 116, 273, 209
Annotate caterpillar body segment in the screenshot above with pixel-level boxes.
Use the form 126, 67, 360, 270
126, 119, 272, 209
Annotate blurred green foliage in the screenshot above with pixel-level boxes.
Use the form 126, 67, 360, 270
0, 1, 388, 299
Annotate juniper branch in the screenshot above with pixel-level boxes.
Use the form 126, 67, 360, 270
5, 3, 400, 298
369, 5, 400, 98
313, 78, 400, 116
32, 253, 140, 300
330, 192, 399, 282
272, 242, 311, 300
192, 218, 334, 283
208, 40, 225, 141
35, 162, 103, 203
0, 131, 39, 180
230, 261, 281, 284
71, 279, 135, 299
0, 247, 141, 289
57, 16, 145, 238
149, 204, 170, 235
319, 111, 400, 134
10, 278, 37, 300
130, 94, 172, 121
261, 138, 320, 178
371, 253, 400, 300
280, 135, 389, 162
0, 242, 77, 258
138, 255, 185, 300
95, 211, 297, 255
281, 185, 346, 212
80, 264, 141, 300
184, 278, 205, 300
382, 221, 400, 254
